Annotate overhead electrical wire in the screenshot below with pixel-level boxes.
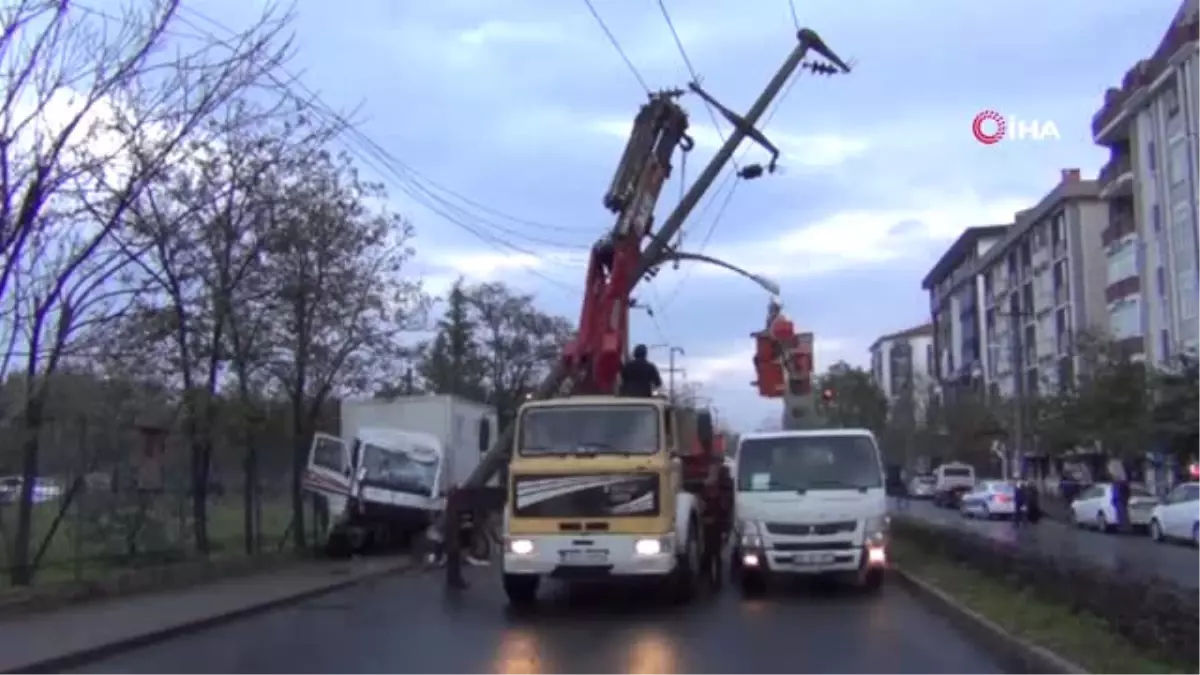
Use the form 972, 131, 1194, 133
75, 3, 592, 293
788, 0, 802, 32
582, 0, 652, 94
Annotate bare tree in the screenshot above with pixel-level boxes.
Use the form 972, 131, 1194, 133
0, 0, 293, 584
263, 148, 426, 550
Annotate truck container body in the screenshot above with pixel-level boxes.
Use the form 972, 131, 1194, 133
304, 395, 497, 553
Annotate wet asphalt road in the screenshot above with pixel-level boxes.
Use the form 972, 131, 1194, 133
900, 499, 1199, 588
72, 566, 1005, 674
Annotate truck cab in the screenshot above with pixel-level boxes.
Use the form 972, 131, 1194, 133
501, 395, 711, 606
731, 428, 889, 595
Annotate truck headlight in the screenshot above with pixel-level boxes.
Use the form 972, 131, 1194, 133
634, 538, 663, 556
863, 515, 889, 544
508, 538, 534, 556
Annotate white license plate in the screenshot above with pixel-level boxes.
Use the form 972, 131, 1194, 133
794, 552, 837, 565
560, 550, 609, 565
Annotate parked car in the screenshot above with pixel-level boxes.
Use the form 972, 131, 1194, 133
0, 476, 63, 505
959, 480, 1016, 519
1149, 482, 1199, 545
907, 475, 936, 499
1069, 483, 1159, 532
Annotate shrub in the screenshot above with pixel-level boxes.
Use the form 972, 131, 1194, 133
892, 516, 1198, 667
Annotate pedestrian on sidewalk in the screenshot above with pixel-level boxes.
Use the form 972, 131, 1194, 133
1012, 478, 1027, 527
1109, 457, 1130, 530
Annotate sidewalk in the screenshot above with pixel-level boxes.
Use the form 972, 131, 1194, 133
0, 554, 413, 674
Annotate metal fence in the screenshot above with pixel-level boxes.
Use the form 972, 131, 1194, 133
0, 406, 304, 589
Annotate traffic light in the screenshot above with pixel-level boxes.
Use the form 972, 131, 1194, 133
821, 388, 835, 402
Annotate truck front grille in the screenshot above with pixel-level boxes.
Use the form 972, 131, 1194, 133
765, 520, 857, 536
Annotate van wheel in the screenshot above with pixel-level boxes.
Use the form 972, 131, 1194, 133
860, 568, 884, 594
1150, 519, 1164, 542
503, 574, 539, 607
740, 569, 767, 596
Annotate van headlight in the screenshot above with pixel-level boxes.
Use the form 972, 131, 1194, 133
739, 520, 763, 549
508, 538, 534, 556
863, 515, 889, 544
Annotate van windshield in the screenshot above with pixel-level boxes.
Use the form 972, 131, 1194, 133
941, 467, 972, 477
737, 435, 883, 492
519, 404, 660, 456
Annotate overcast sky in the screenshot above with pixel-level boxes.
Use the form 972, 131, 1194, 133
201, 0, 1182, 431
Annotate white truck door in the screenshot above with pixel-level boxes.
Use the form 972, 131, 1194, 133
303, 432, 353, 496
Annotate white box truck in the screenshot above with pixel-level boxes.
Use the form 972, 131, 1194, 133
303, 395, 498, 554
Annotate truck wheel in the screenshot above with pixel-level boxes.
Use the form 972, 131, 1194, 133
503, 574, 539, 607
672, 522, 700, 603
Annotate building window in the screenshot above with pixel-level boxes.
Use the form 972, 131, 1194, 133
1109, 298, 1142, 339
1160, 330, 1172, 361
1107, 239, 1138, 283
1168, 140, 1189, 186
1165, 86, 1180, 118
1148, 141, 1157, 173
1178, 273, 1198, 323
1152, 203, 1162, 232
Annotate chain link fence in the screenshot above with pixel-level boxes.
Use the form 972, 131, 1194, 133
0, 397, 305, 590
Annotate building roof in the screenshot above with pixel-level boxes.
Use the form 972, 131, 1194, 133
920, 225, 1010, 291
869, 323, 933, 354
974, 171, 1102, 274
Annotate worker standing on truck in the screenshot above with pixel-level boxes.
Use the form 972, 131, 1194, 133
619, 344, 663, 397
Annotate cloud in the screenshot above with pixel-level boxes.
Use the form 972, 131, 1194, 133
692, 191, 1032, 282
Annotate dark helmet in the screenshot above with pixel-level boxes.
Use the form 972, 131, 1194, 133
633, 344, 648, 359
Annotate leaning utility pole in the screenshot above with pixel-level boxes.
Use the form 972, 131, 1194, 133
460, 29, 849, 491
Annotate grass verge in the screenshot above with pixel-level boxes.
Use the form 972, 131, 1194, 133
892, 538, 1192, 674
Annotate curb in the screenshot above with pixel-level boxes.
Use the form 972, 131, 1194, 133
892, 566, 1089, 675
11, 557, 417, 674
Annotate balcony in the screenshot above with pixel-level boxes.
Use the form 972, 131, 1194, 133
1098, 152, 1134, 199
1052, 238, 1068, 260
1092, 19, 1200, 140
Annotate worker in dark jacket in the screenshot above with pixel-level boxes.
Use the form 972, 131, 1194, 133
619, 344, 663, 397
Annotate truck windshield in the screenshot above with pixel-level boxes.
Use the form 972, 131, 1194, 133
519, 405, 660, 456
737, 435, 883, 492
360, 443, 438, 496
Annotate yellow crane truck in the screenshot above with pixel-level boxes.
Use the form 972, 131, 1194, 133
500, 395, 732, 606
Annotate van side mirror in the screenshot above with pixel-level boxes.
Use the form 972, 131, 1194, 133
478, 417, 491, 454
696, 411, 714, 455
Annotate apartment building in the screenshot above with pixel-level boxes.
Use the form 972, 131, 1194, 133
921, 225, 1010, 389
977, 170, 1110, 399
868, 323, 934, 419
1092, 0, 1199, 364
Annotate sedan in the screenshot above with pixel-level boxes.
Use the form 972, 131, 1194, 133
959, 481, 1016, 519
1069, 483, 1159, 532
907, 475, 936, 499
1149, 482, 1199, 545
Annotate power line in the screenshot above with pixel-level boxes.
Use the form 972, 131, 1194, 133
582, 0, 651, 93
656, 67, 805, 311
655, 0, 737, 173
108, 4, 587, 293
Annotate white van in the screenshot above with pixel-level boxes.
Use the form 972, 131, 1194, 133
931, 462, 976, 507
730, 428, 889, 595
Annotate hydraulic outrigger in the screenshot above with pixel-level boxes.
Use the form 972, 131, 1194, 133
444, 29, 851, 589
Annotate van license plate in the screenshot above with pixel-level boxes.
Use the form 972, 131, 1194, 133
560, 549, 608, 565
795, 552, 836, 565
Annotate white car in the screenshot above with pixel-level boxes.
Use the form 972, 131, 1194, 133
1069, 483, 1159, 531
1148, 482, 1199, 545
907, 475, 936, 499
959, 480, 1017, 519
